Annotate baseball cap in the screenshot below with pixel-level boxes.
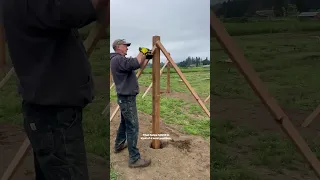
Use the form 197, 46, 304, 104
112, 39, 131, 50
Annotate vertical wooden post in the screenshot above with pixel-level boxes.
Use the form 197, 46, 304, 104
152, 36, 161, 149
142, 60, 169, 98
166, 53, 170, 94
110, 71, 112, 84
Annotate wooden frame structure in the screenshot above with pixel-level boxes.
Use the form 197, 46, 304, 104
108, 36, 210, 149
0, 16, 108, 180
211, 10, 320, 178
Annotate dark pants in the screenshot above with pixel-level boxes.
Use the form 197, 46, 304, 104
114, 95, 141, 164
22, 101, 89, 180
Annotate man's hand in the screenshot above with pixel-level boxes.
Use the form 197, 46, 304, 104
136, 52, 146, 66
145, 51, 153, 59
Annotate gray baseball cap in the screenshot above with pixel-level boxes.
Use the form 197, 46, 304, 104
112, 39, 131, 50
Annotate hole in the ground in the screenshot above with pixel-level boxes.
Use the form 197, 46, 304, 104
149, 140, 168, 149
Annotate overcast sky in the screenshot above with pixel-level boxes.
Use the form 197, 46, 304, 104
110, 0, 210, 62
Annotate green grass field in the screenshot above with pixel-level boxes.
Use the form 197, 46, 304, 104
110, 66, 210, 137
212, 18, 320, 180
139, 67, 210, 97
222, 18, 320, 36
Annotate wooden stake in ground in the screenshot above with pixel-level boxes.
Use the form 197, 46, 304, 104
204, 95, 210, 103
151, 36, 161, 149
0, 22, 107, 180
142, 60, 169, 98
211, 10, 320, 178
166, 55, 170, 94
110, 71, 113, 84
156, 41, 210, 117
0, 68, 14, 90
110, 81, 115, 89
301, 104, 320, 127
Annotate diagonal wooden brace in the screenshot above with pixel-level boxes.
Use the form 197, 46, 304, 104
211, 10, 320, 178
204, 95, 210, 103
0, 68, 14, 90
156, 41, 210, 117
301, 104, 320, 128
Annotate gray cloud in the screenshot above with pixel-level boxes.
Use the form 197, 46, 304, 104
110, 0, 210, 62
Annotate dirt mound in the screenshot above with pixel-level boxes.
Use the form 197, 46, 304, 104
169, 136, 192, 152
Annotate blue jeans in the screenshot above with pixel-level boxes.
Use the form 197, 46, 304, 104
115, 95, 141, 164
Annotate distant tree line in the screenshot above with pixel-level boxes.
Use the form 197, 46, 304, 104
177, 57, 210, 67
145, 56, 210, 68
212, 0, 320, 18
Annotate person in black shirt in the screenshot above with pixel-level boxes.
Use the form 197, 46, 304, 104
2, 0, 107, 179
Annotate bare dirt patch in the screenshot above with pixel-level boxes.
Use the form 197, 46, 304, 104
0, 123, 109, 180
109, 102, 210, 180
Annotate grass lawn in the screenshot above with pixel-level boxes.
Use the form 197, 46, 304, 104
139, 67, 210, 97
212, 31, 320, 110
222, 18, 320, 36
110, 66, 210, 137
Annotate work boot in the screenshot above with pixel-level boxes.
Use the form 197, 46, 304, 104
128, 158, 151, 168
114, 141, 127, 153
